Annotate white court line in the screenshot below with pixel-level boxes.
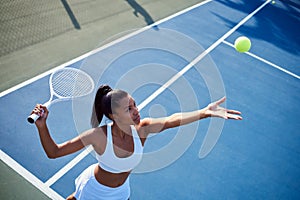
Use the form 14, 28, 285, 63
0, 0, 214, 192
222, 40, 300, 80
45, 146, 93, 187
46, 0, 272, 186
0, 150, 64, 200
138, 0, 272, 110
0, 0, 213, 99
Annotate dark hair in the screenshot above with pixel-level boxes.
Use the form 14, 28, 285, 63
91, 84, 128, 127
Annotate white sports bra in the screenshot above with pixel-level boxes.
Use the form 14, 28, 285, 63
96, 124, 143, 173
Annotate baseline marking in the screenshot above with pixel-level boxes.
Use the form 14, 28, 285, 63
0, 150, 64, 200
223, 40, 300, 80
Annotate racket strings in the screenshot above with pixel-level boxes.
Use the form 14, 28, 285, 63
51, 69, 94, 98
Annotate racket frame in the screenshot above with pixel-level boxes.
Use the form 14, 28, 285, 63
27, 68, 94, 124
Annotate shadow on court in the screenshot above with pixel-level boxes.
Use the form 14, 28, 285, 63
125, 0, 156, 26
60, 0, 81, 29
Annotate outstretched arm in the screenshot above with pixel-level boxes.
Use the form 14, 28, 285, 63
140, 97, 242, 136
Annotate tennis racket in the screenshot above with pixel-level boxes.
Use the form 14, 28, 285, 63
27, 68, 95, 124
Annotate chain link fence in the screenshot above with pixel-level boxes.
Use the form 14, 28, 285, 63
0, 0, 130, 57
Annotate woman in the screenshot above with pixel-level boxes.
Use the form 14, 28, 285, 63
31, 84, 242, 200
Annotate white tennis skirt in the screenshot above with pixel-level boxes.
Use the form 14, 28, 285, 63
74, 164, 130, 200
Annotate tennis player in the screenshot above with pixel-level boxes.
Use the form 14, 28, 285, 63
31, 84, 242, 200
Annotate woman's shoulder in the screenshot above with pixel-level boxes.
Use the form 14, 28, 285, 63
139, 117, 152, 126
81, 126, 108, 154
135, 119, 151, 143
93, 125, 108, 136
81, 126, 107, 140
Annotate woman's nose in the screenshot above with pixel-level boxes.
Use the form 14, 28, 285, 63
133, 107, 139, 115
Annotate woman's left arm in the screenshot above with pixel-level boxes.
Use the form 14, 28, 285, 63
140, 97, 242, 136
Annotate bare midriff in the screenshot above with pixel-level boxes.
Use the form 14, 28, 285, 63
94, 164, 131, 188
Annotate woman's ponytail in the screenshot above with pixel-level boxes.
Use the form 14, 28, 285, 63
91, 84, 112, 127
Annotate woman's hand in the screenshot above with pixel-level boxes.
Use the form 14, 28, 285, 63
204, 97, 242, 120
31, 104, 49, 125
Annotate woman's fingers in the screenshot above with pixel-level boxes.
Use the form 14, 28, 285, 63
31, 104, 47, 117
207, 97, 242, 120
214, 96, 226, 106
226, 108, 242, 120
227, 109, 242, 115
226, 112, 243, 120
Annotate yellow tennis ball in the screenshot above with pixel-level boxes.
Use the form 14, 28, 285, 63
271, 1, 275, 4
234, 36, 251, 53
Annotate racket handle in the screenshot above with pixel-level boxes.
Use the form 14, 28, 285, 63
27, 102, 49, 124
27, 113, 40, 124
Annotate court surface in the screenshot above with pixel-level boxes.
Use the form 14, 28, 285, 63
1, 0, 300, 199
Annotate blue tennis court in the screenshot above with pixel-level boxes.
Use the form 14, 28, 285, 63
1, 0, 300, 199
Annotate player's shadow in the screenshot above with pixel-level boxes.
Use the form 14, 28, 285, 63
61, 0, 81, 29
125, 0, 158, 30
215, 0, 300, 55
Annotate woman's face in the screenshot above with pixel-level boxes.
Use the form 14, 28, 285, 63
113, 95, 140, 125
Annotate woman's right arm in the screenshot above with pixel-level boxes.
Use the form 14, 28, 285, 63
33, 104, 93, 159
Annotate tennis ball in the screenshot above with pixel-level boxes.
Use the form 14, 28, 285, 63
271, 0, 275, 4
234, 36, 251, 53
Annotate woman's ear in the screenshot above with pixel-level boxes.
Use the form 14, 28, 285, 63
109, 113, 115, 121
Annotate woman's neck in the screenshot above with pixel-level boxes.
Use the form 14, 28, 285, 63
111, 123, 132, 138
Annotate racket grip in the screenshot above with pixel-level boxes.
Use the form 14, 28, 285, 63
27, 113, 40, 124
27, 102, 49, 124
